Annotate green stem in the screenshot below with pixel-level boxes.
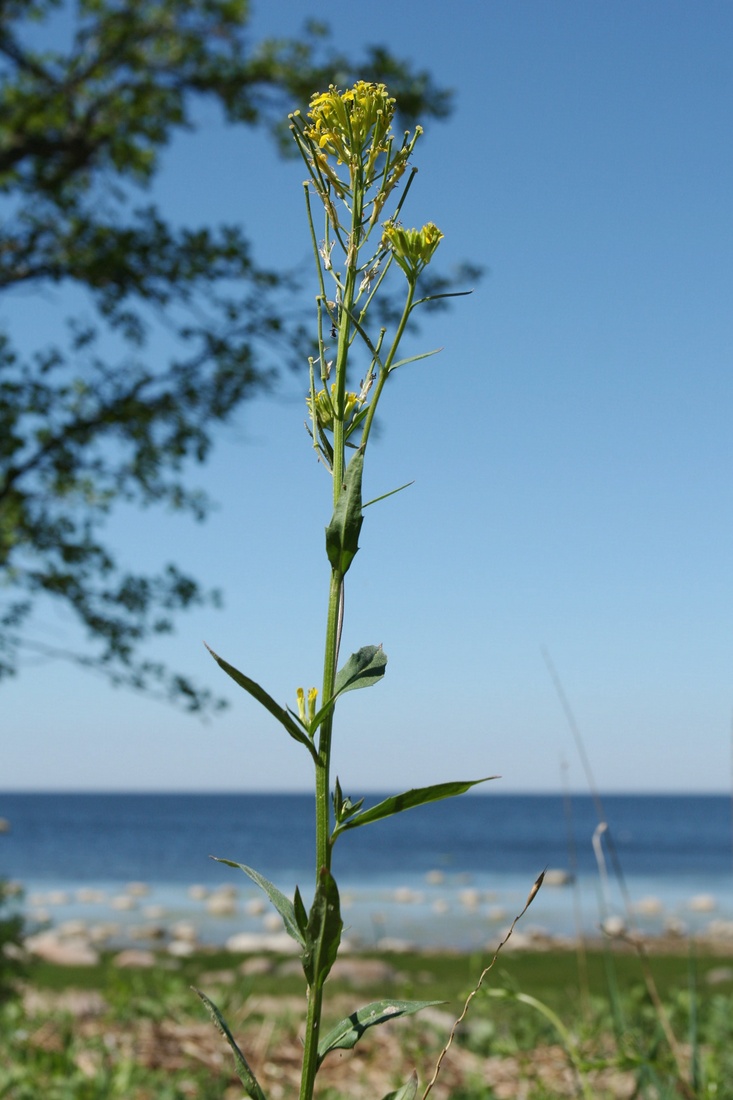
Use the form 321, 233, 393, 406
360, 282, 415, 450
315, 568, 342, 873
300, 169, 366, 1100
299, 983, 324, 1100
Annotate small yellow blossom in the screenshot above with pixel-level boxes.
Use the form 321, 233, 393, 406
296, 687, 306, 724
382, 221, 444, 282
307, 687, 318, 723
307, 383, 360, 431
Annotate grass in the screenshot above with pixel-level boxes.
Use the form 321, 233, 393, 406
6, 943, 733, 1098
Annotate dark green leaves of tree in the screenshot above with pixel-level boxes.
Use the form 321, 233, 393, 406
0, 0, 453, 706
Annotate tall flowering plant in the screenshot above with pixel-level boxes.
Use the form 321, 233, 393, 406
197, 82, 490, 1100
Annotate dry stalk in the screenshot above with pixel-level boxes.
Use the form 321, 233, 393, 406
422, 869, 545, 1100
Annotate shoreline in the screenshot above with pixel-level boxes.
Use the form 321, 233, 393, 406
15, 874, 733, 966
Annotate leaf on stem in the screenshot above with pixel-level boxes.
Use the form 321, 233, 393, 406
293, 884, 309, 939
325, 448, 364, 575
333, 777, 497, 837
386, 348, 442, 373
302, 867, 342, 989
193, 988, 268, 1100
363, 481, 415, 509
308, 644, 388, 734
318, 1001, 443, 1064
213, 860, 305, 948
205, 645, 319, 763
334, 644, 387, 695
333, 775, 364, 824
383, 1072, 419, 1100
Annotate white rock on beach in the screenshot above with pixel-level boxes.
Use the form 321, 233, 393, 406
635, 896, 663, 916
689, 894, 717, 913
244, 898, 266, 916
126, 882, 150, 897
47, 891, 70, 906
543, 869, 573, 887
168, 940, 196, 957
458, 889, 480, 910
113, 949, 157, 968
226, 931, 300, 954
57, 919, 88, 937
601, 915, 627, 937
110, 895, 137, 911
206, 893, 237, 916
76, 888, 107, 904
171, 921, 197, 943
88, 922, 121, 944
25, 931, 99, 966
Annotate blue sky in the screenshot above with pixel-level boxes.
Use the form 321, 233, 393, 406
3, 0, 733, 792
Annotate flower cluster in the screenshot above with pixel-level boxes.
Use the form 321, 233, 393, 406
305, 82, 395, 173
307, 383, 361, 432
381, 221, 444, 283
291, 82, 420, 218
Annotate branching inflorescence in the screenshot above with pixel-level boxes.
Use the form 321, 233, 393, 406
198, 82, 486, 1100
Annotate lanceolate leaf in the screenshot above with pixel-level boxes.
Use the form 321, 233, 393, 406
214, 859, 305, 948
363, 481, 415, 508
333, 777, 496, 837
194, 988, 267, 1100
386, 347, 442, 373
325, 448, 364, 575
205, 645, 319, 764
382, 1072, 419, 1100
293, 885, 309, 939
318, 1001, 443, 1064
302, 867, 342, 989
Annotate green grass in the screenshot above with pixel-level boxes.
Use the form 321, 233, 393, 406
11, 945, 733, 1099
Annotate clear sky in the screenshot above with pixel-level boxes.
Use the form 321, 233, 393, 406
3, 0, 733, 793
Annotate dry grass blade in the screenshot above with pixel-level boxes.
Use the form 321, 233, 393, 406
421, 868, 545, 1100
613, 928, 696, 1100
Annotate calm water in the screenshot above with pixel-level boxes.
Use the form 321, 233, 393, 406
2, 792, 732, 948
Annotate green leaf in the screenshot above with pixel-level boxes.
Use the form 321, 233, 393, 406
363, 480, 415, 508
325, 448, 364, 574
334, 645, 387, 695
387, 347, 442, 373
302, 867, 342, 989
382, 1072, 419, 1100
213, 860, 305, 948
318, 1002, 442, 1064
193, 987, 267, 1100
205, 645, 319, 763
332, 776, 364, 825
308, 644, 387, 734
293, 885, 308, 939
333, 777, 496, 837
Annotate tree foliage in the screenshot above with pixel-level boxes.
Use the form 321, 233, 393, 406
0, 0, 454, 710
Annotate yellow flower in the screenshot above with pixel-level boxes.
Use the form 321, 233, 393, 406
307, 383, 360, 430
305, 82, 395, 176
382, 222, 444, 281
296, 687, 306, 724
307, 687, 318, 723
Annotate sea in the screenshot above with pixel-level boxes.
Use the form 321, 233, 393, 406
1, 792, 732, 951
